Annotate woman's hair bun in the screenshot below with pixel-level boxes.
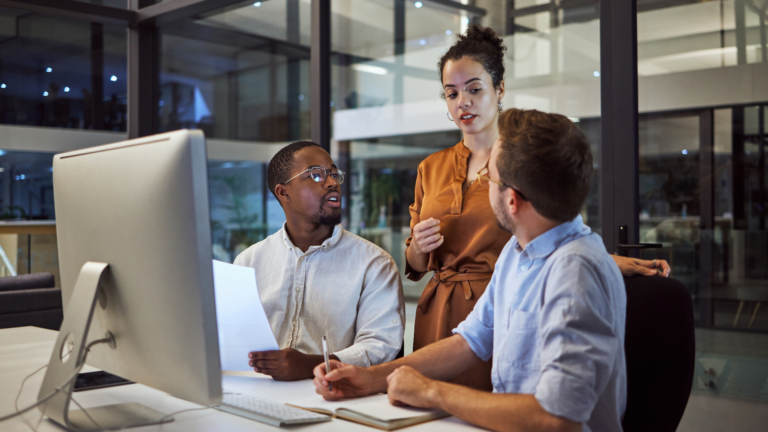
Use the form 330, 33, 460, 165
438, 25, 506, 94
463, 25, 505, 54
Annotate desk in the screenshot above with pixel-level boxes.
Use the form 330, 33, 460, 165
0, 327, 479, 432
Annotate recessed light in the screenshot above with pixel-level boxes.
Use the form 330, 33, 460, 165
46, 67, 52, 73
254, 2, 261, 6
111, 75, 118, 82
43, 91, 49, 96
0, 84, 5, 89
415, 1, 423, 8
64, 87, 70, 92
682, 149, 688, 155
593, 71, 601, 77
446, 30, 452, 35
420, 39, 426, 45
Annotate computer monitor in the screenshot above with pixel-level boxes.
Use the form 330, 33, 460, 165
37, 130, 221, 431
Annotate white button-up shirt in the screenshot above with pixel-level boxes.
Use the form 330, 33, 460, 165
234, 223, 404, 367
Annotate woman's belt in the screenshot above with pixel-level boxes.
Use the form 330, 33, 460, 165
432, 270, 494, 300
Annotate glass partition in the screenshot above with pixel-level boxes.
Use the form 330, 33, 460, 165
637, 0, 768, 424
0, 8, 127, 131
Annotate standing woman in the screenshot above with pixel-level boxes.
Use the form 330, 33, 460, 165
405, 25, 669, 391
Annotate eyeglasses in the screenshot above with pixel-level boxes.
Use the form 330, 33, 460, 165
476, 169, 527, 201
284, 166, 345, 185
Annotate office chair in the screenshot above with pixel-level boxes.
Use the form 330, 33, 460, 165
621, 275, 695, 432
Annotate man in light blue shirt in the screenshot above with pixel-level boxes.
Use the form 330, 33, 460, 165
313, 109, 626, 432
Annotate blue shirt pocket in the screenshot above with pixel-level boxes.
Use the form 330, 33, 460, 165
494, 309, 541, 394
507, 310, 540, 370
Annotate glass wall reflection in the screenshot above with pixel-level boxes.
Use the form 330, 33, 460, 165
637, 0, 768, 415
0, 8, 127, 131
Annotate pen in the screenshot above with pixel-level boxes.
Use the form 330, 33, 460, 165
322, 336, 332, 391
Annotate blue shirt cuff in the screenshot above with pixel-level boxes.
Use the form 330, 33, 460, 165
453, 318, 493, 362
535, 368, 598, 423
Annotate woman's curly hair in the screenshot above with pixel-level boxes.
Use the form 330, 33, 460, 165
438, 25, 506, 98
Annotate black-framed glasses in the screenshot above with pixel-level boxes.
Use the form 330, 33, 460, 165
284, 166, 345, 185
476, 169, 527, 201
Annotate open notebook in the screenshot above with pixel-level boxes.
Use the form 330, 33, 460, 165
287, 394, 449, 431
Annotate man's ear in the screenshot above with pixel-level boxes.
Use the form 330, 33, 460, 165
507, 187, 522, 215
275, 184, 291, 205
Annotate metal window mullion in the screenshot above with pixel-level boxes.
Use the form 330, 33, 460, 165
699, 109, 715, 327
311, 0, 331, 151
599, 0, 639, 254
128, 0, 158, 139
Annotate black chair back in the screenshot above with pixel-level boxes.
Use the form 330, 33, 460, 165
622, 275, 695, 432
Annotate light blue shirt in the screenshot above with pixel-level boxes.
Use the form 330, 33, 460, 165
454, 216, 626, 432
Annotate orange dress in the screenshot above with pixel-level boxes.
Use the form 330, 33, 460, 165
405, 141, 511, 391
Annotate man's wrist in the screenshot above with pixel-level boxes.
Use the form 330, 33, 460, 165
368, 364, 395, 393
425, 380, 448, 410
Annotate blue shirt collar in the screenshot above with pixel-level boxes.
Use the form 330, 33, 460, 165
512, 215, 588, 260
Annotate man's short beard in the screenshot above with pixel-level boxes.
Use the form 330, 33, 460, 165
492, 192, 516, 234
313, 210, 341, 226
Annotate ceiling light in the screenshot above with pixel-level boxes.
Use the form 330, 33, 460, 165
446, 30, 452, 35
420, 39, 426, 45
43, 91, 49, 96
111, 75, 118, 81
46, 67, 52, 73
415, 1, 423, 8
352, 64, 388, 75
254, 2, 261, 6
682, 149, 688, 155
0, 84, 5, 89
593, 71, 600, 77
64, 87, 70, 92
461, 17, 469, 24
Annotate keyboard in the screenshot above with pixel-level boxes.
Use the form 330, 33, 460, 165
216, 390, 331, 427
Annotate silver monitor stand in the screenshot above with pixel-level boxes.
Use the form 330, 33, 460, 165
38, 262, 172, 431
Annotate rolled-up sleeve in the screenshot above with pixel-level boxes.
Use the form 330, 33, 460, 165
453, 274, 496, 361
334, 256, 404, 367
534, 255, 620, 423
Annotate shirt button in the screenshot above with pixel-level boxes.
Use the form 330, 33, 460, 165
292, 321, 297, 326
295, 287, 301, 292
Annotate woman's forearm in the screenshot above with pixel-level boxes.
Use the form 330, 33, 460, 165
406, 245, 430, 273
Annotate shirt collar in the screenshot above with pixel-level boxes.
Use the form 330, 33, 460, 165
280, 222, 344, 252
514, 215, 588, 260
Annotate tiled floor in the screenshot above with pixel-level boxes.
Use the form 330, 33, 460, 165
678, 392, 768, 432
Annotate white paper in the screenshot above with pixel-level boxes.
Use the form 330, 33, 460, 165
213, 259, 279, 371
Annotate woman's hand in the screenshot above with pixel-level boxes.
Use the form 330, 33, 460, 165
611, 255, 671, 277
411, 218, 444, 255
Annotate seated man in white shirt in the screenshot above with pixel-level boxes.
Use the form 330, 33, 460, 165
234, 141, 405, 381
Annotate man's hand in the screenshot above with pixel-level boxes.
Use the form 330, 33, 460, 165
612, 255, 671, 277
313, 359, 382, 400
248, 348, 319, 381
386, 366, 441, 409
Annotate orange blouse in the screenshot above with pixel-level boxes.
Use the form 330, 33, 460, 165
404, 141, 511, 390
405, 141, 511, 280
